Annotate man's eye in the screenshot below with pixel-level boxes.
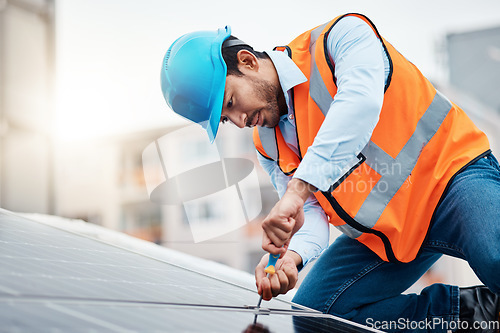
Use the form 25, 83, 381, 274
227, 98, 233, 108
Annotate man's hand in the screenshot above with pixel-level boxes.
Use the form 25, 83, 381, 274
261, 178, 315, 256
255, 251, 301, 301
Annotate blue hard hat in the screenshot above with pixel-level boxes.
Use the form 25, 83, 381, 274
160, 26, 231, 143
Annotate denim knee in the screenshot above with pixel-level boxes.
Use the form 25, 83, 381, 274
292, 283, 353, 316
292, 287, 325, 313
327, 295, 354, 317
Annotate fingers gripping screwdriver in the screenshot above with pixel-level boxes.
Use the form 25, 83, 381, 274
256, 253, 280, 308
253, 253, 280, 325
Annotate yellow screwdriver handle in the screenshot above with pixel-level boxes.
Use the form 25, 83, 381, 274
264, 253, 280, 275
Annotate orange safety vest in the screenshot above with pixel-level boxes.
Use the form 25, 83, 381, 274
253, 13, 490, 263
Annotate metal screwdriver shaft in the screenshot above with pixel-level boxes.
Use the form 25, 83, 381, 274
256, 292, 264, 309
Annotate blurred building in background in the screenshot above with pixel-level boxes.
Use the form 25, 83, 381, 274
447, 26, 500, 114
1, 1, 499, 284
0, 0, 55, 214
442, 25, 500, 156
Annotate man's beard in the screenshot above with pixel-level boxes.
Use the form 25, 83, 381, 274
247, 77, 287, 128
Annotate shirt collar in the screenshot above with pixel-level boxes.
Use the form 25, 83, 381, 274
266, 50, 307, 96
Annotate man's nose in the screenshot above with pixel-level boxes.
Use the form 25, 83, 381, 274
231, 112, 247, 128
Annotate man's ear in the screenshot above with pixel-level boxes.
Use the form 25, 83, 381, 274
236, 50, 259, 72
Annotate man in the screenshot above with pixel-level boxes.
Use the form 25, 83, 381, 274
160, 14, 500, 332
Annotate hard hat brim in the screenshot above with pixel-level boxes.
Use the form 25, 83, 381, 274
206, 26, 231, 143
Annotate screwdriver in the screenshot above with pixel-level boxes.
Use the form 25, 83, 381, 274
255, 253, 280, 313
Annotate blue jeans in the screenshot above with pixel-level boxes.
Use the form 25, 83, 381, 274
292, 152, 500, 332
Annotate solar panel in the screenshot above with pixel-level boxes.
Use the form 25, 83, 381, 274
0, 209, 382, 332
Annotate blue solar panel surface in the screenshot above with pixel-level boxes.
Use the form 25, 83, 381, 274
0, 209, 381, 332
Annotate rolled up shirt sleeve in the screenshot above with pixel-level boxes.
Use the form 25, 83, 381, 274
293, 16, 386, 192
257, 153, 329, 268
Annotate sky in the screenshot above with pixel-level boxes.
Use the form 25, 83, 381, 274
54, 0, 500, 141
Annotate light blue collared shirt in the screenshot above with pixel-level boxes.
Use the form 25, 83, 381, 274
258, 16, 390, 267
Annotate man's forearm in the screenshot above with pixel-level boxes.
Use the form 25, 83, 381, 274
286, 249, 304, 267
286, 178, 317, 203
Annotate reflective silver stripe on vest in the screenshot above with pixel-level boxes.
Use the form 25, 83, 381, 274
310, 22, 329, 52
335, 223, 363, 239
310, 61, 333, 116
354, 91, 452, 228
309, 22, 332, 117
257, 127, 278, 160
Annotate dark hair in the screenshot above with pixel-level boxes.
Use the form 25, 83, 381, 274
222, 36, 269, 76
